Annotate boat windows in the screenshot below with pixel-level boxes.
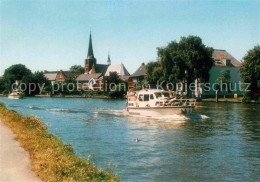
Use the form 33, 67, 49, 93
139, 94, 144, 101
155, 92, 170, 98
150, 94, 154, 100
128, 103, 134, 106
144, 94, 149, 101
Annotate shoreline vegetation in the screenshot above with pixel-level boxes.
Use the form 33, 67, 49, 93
0, 103, 120, 182
1, 93, 258, 103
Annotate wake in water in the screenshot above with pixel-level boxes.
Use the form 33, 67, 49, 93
95, 108, 209, 121
27, 106, 86, 113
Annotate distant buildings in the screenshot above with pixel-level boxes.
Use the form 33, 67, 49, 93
42, 32, 243, 96
44, 32, 134, 91
44, 70, 79, 85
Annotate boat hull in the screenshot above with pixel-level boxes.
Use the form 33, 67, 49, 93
8, 95, 23, 99
127, 106, 194, 116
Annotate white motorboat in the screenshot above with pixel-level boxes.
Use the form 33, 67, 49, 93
8, 90, 23, 99
126, 89, 196, 116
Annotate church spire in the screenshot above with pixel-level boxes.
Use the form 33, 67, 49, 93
87, 32, 94, 59
107, 52, 111, 65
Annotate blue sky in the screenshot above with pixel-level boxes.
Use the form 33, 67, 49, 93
1, 0, 259, 75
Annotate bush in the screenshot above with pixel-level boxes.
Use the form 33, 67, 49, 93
108, 85, 126, 98
242, 92, 252, 103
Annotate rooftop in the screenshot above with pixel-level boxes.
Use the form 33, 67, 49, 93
105, 64, 130, 76
212, 49, 241, 67
132, 63, 147, 77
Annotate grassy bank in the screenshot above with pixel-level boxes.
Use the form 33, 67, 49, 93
0, 103, 119, 182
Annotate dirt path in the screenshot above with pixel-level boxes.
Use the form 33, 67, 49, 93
0, 120, 40, 182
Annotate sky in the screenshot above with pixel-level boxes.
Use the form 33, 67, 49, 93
1, 0, 259, 75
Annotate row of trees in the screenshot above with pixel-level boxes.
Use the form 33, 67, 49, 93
145, 35, 259, 101
0, 64, 127, 98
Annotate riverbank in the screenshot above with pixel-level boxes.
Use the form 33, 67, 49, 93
201, 97, 258, 103
0, 103, 119, 182
0, 120, 40, 182
35, 94, 110, 99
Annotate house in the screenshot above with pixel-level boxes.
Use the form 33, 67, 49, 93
202, 49, 243, 97
76, 73, 103, 90
131, 62, 147, 83
44, 70, 79, 84
55, 70, 79, 82
44, 71, 58, 85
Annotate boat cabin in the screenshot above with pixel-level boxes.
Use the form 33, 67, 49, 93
127, 89, 173, 108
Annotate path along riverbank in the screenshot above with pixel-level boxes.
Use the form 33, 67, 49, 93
0, 103, 119, 181
0, 119, 40, 182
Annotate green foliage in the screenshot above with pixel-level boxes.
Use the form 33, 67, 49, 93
4, 64, 32, 81
22, 71, 51, 96
108, 84, 126, 98
106, 72, 120, 85
2, 64, 32, 92
242, 92, 252, 103
0, 79, 5, 93
240, 45, 260, 100
146, 36, 214, 86
104, 72, 123, 92
216, 70, 231, 88
69, 65, 85, 74
1, 64, 51, 95
145, 62, 163, 83
52, 81, 78, 95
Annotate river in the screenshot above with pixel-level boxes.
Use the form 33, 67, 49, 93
0, 97, 259, 181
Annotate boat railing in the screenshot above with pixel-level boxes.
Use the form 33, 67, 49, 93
165, 98, 196, 107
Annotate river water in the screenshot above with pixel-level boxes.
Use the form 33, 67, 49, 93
0, 97, 259, 181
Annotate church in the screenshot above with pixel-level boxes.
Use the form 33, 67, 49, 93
76, 32, 134, 90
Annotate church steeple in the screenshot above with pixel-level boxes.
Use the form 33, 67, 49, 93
107, 52, 111, 65
87, 32, 94, 59
84, 31, 96, 74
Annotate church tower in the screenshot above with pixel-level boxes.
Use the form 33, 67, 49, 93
107, 52, 111, 65
85, 32, 96, 74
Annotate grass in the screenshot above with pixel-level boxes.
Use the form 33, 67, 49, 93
0, 103, 120, 182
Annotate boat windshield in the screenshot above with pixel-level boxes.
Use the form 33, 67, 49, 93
155, 92, 170, 98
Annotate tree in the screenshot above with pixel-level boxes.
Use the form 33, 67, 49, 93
240, 45, 260, 102
106, 72, 121, 85
2, 64, 32, 92
22, 71, 51, 96
1, 64, 51, 95
4, 64, 32, 80
70, 65, 85, 74
0, 79, 5, 93
145, 62, 163, 83
216, 70, 231, 101
146, 36, 214, 96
